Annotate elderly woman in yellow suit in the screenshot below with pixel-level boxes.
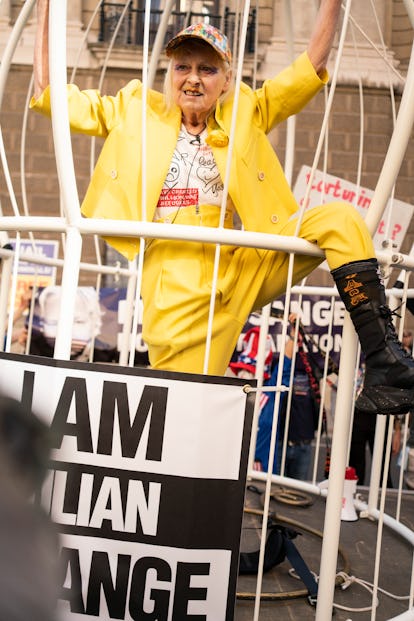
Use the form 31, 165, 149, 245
32, 0, 414, 416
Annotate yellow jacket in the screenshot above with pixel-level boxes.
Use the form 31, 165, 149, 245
30, 52, 327, 260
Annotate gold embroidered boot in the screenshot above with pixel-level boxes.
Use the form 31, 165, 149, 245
331, 259, 414, 415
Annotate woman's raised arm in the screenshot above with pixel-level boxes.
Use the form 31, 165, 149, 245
307, 0, 342, 76
33, 0, 50, 98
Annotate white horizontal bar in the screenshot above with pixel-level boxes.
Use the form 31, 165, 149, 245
355, 498, 414, 547
2, 217, 414, 273
387, 609, 414, 621
0, 246, 134, 277
0, 217, 67, 232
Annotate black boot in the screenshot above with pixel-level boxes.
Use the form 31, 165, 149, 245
332, 259, 414, 415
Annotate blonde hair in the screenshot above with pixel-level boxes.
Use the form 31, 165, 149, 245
163, 41, 233, 114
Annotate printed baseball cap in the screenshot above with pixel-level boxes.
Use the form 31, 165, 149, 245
229, 327, 274, 379
166, 22, 232, 63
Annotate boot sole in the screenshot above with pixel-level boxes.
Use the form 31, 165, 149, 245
356, 385, 414, 416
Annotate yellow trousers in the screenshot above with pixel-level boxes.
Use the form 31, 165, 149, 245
141, 202, 374, 375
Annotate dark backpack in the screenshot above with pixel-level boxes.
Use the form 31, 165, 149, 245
238, 520, 318, 604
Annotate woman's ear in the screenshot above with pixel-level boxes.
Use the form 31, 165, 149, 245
222, 69, 232, 94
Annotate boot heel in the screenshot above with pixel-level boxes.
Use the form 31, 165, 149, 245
356, 385, 414, 416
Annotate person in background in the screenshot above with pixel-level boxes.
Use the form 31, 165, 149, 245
402, 330, 413, 356
31, 1, 414, 418
0, 394, 60, 621
255, 315, 319, 479
349, 411, 400, 487
398, 328, 414, 488
278, 333, 320, 480
228, 325, 275, 381
12, 286, 33, 323
349, 364, 400, 487
3, 286, 33, 346
18, 285, 103, 360
403, 420, 414, 489
228, 322, 293, 472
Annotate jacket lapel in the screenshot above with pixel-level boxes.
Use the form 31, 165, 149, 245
144, 108, 181, 221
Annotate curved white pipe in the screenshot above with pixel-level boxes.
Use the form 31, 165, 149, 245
400, 0, 414, 31
48, 0, 82, 360
48, 0, 80, 226
387, 611, 414, 621
0, 0, 36, 221
0, 0, 36, 109
364, 38, 414, 235
148, 0, 177, 88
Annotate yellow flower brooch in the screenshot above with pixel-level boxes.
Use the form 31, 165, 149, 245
206, 129, 229, 147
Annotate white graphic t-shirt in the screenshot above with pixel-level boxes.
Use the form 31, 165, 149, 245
153, 124, 225, 221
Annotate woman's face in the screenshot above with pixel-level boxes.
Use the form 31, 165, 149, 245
170, 42, 231, 123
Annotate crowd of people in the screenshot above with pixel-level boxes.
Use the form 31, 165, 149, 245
228, 314, 327, 481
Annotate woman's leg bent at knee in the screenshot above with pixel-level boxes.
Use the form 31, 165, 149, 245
296, 203, 414, 416
252, 201, 374, 311
295, 202, 375, 270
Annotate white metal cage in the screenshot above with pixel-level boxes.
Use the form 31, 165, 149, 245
1, 1, 414, 619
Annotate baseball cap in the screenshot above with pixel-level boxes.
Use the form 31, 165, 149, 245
166, 22, 232, 64
230, 327, 274, 379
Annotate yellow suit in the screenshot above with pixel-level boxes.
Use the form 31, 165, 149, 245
31, 52, 374, 375
32, 52, 326, 258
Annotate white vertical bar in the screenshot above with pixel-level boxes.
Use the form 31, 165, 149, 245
368, 416, 387, 510
247, 303, 272, 473
315, 315, 359, 620
370, 419, 395, 621
118, 269, 138, 367
49, 0, 82, 359
53, 228, 83, 360
49, 0, 80, 226
0, 250, 13, 351
202, 0, 251, 373
148, 0, 177, 88
0, 0, 35, 108
401, 0, 414, 29
4, 234, 21, 352
282, 0, 296, 185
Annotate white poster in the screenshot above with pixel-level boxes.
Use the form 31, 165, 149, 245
293, 165, 414, 252
0, 353, 254, 620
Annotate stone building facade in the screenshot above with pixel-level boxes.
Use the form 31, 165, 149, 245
0, 0, 413, 289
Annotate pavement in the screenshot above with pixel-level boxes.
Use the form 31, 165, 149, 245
235, 483, 414, 620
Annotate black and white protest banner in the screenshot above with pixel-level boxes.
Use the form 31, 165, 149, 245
0, 353, 254, 620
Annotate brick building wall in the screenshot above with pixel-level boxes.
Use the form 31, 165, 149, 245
0, 62, 413, 288
391, 0, 414, 70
